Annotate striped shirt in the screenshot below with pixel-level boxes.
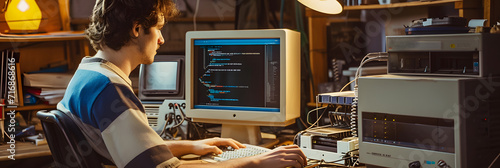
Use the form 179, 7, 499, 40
58, 57, 180, 168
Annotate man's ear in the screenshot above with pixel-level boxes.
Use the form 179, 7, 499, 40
132, 22, 140, 38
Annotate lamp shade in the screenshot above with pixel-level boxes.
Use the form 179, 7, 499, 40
5, 0, 42, 31
298, 0, 343, 14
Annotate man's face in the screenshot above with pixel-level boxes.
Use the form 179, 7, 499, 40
138, 14, 165, 64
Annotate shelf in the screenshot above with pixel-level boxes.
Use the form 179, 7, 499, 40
171, 17, 235, 23
344, 0, 461, 10
0, 31, 86, 43
5, 104, 57, 111
71, 17, 235, 25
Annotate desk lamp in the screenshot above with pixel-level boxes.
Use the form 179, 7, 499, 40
298, 0, 343, 14
4, 0, 42, 33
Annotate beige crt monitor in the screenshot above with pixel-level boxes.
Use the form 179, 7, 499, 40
185, 29, 300, 145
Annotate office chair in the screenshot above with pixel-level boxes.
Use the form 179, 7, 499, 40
37, 110, 115, 168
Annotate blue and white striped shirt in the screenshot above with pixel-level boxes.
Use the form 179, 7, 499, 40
58, 57, 180, 168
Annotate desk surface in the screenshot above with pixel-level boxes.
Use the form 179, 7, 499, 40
0, 142, 51, 161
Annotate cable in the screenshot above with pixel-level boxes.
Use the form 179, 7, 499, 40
350, 52, 388, 138
193, 0, 200, 30
340, 79, 355, 92
350, 159, 359, 168
3, 131, 13, 141
170, 104, 185, 130
176, 104, 205, 140
307, 108, 328, 130
350, 98, 358, 137
330, 105, 342, 127
489, 153, 500, 168
159, 113, 173, 138
316, 96, 319, 127
294, 108, 329, 145
307, 106, 327, 125
177, 103, 187, 118
354, 52, 388, 91
280, 0, 285, 28
308, 157, 353, 167
299, 116, 308, 128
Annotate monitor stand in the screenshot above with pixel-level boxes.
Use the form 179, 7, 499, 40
220, 124, 279, 148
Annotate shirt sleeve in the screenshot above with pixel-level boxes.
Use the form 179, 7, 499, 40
92, 83, 180, 168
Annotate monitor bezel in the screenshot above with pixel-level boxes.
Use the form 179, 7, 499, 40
185, 29, 301, 125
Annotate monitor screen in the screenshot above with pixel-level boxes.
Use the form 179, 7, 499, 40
185, 29, 301, 144
193, 38, 280, 112
144, 61, 179, 93
139, 55, 185, 101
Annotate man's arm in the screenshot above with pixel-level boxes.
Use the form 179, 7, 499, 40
164, 137, 245, 157
176, 145, 307, 168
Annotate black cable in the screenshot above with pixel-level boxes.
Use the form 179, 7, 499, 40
176, 103, 205, 140
345, 148, 359, 154
307, 158, 352, 167
279, 0, 284, 28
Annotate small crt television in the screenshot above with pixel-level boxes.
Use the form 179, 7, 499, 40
138, 55, 185, 101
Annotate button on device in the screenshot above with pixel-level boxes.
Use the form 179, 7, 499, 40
409, 161, 421, 168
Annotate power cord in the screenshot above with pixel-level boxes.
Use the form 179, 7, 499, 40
306, 106, 328, 125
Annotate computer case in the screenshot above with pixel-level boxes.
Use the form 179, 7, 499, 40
358, 75, 500, 168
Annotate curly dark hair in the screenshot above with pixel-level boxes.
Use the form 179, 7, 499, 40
85, 0, 178, 51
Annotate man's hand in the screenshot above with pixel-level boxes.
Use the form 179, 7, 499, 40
191, 137, 246, 156
250, 145, 307, 168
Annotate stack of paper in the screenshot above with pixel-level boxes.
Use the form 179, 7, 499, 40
23, 73, 73, 104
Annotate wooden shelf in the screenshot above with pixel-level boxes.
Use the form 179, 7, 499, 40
170, 17, 235, 23
344, 0, 461, 10
71, 17, 235, 25
0, 31, 86, 43
5, 104, 57, 111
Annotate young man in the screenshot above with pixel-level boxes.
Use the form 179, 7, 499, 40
58, 0, 307, 167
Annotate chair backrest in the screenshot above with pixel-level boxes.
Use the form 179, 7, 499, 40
37, 110, 114, 168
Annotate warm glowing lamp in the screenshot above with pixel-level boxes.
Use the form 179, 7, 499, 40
298, 0, 343, 14
4, 0, 42, 31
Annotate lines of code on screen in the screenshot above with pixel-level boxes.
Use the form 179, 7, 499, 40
193, 39, 280, 112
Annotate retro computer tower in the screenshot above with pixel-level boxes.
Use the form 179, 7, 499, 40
358, 75, 500, 168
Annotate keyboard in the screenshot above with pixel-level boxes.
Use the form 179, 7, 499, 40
202, 144, 271, 162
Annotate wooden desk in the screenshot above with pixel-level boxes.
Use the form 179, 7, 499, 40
0, 142, 51, 161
